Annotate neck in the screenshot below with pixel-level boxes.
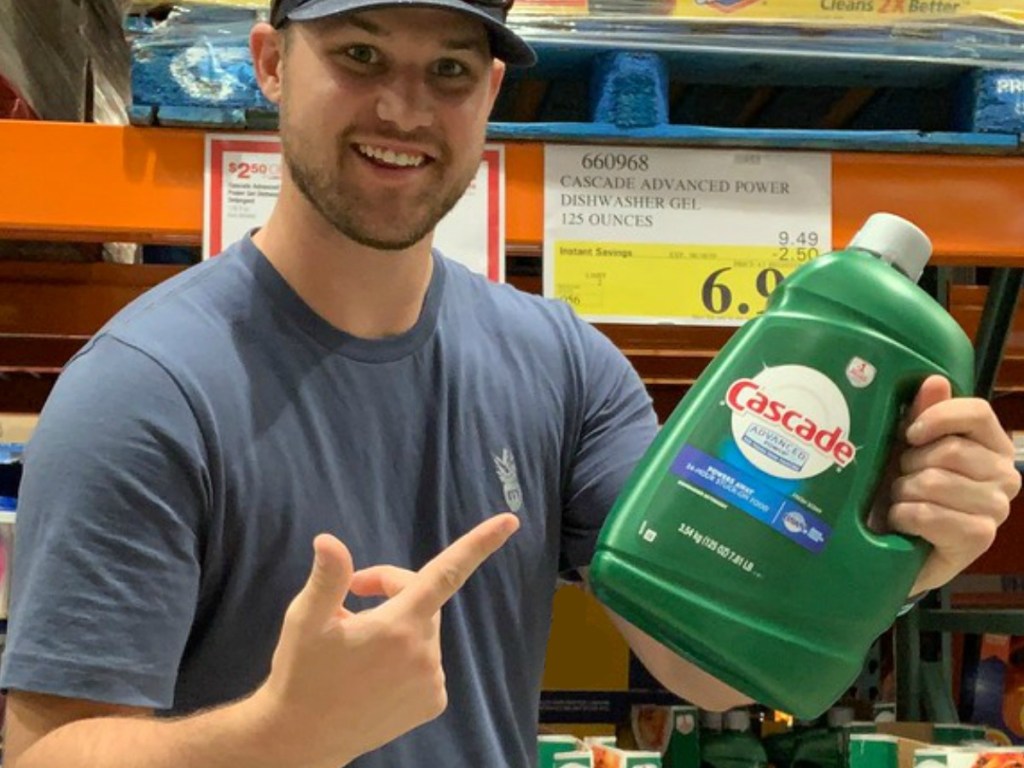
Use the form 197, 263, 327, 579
252, 185, 435, 340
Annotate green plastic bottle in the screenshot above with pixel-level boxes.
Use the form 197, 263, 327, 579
589, 214, 974, 718
701, 710, 726, 768
790, 708, 853, 768
702, 710, 769, 768
762, 718, 818, 768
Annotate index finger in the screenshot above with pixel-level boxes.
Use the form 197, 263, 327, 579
388, 513, 520, 619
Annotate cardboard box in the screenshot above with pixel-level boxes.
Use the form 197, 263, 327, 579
0, 415, 37, 445
877, 724, 989, 746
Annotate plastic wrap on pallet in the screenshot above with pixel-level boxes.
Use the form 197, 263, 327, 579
87, 0, 135, 125
507, 1, 1024, 70
0, 0, 88, 121
126, 0, 1024, 138
129, 4, 274, 113
130, 0, 1024, 78
0, 0, 130, 123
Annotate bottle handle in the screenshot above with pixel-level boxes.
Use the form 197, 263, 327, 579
857, 373, 947, 558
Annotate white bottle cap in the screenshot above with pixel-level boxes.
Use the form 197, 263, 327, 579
702, 710, 724, 731
848, 212, 932, 283
724, 709, 751, 732
827, 707, 855, 728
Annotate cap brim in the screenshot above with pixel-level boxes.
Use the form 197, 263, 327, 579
285, 0, 537, 67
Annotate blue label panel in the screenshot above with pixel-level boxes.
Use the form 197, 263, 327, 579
670, 444, 831, 553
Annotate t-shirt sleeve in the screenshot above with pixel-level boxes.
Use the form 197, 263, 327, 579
0, 335, 208, 709
561, 321, 658, 575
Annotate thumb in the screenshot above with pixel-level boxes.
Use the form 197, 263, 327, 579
904, 375, 953, 446
906, 374, 953, 427
297, 533, 354, 623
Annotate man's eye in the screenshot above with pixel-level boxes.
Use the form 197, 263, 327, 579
346, 45, 380, 65
434, 59, 468, 78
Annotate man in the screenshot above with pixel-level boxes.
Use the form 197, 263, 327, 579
1, 1, 1018, 766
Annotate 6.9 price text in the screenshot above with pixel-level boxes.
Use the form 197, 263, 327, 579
700, 266, 785, 316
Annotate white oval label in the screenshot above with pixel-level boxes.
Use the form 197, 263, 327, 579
726, 364, 854, 480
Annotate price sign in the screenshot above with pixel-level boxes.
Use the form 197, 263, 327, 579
544, 146, 832, 325
204, 134, 506, 280
204, 136, 283, 258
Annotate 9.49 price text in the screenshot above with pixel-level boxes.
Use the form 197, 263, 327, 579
775, 231, 821, 263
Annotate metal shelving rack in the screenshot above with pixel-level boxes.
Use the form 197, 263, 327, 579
3, 16, 1024, 722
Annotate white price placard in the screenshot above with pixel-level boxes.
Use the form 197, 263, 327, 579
204, 134, 505, 281
544, 145, 832, 325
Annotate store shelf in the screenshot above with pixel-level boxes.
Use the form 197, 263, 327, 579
1, 122, 203, 245
917, 609, 1024, 636
0, 260, 184, 338
0, 258, 185, 411
506, 17, 1024, 75
4, 14, 1022, 727
3, 121, 1024, 265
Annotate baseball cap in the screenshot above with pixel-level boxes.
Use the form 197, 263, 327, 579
270, 0, 537, 66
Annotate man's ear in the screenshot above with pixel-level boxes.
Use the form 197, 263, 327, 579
251, 22, 285, 105
487, 59, 507, 112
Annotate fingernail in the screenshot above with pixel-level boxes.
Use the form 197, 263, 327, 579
906, 421, 923, 441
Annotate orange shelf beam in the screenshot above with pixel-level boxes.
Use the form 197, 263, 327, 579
3, 121, 1024, 265
2, 121, 207, 245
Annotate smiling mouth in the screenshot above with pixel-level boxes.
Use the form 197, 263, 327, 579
355, 143, 432, 169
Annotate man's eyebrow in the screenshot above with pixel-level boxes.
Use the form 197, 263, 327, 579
330, 16, 489, 55
444, 36, 490, 56
336, 16, 386, 35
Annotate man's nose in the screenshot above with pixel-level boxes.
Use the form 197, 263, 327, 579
376, 69, 436, 132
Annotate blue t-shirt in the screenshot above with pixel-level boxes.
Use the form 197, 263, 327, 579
0, 236, 657, 766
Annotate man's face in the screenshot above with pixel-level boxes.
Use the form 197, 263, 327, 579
275, 8, 504, 250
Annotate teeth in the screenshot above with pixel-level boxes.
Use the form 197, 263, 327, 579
357, 144, 426, 168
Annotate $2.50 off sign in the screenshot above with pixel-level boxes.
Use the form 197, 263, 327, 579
543, 146, 832, 325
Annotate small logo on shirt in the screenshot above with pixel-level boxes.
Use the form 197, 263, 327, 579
493, 448, 523, 513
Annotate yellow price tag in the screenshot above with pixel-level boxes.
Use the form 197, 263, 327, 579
511, 0, 589, 14
671, 0, 1023, 24
543, 145, 833, 321
553, 241, 823, 322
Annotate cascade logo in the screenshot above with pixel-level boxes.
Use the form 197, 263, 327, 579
726, 365, 855, 480
695, 0, 764, 12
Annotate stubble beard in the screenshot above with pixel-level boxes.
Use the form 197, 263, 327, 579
281, 118, 479, 252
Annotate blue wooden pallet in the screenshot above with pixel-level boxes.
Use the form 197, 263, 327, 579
126, 9, 1024, 152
